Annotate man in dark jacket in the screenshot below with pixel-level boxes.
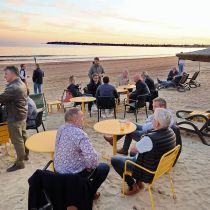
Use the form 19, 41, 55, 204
0, 66, 28, 172
127, 74, 150, 113
111, 108, 176, 195
32, 64, 44, 94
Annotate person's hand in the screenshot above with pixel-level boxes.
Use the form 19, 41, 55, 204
130, 144, 138, 154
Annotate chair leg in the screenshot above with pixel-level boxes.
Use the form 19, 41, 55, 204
42, 122, 46, 131
168, 172, 176, 199
135, 109, 137, 123
114, 108, 116, 119
122, 172, 126, 196
98, 109, 100, 122
124, 106, 126, 118
148, 185, 155, 210
36, 128, 39, 133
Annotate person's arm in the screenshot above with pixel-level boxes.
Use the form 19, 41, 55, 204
101, 65, 105, 74
79, 135, 99, 169
32, 70, 36, 82
0, 86, 15, 104
95, 86, 100, 98
130, 136, 153, 154
88, 66, 93, 79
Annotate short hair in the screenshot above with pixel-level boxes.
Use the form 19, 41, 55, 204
92, 73, 99, 78
36, 63, 40, 68
20, 64, 25, 68
153, 97, 167, 108
4, 66, 19, 76
103, 76, 109, 84
141, 71, 148, 79
94, 57, 99, 61
153, 108, 171, 129
65, 107, 81, 122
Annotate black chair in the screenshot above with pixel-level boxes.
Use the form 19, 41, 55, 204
186, 71, 200, 88
96, 96, 117, 122
27, 110, 46, 133
124, 94, 148, 122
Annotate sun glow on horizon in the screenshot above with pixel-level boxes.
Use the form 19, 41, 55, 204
1, 0, 210, 46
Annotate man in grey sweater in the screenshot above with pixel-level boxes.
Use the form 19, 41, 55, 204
88, 57, 105, 80
0, 66, 28, 172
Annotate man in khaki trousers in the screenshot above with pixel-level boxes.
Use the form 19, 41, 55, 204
0, 66, 28, 172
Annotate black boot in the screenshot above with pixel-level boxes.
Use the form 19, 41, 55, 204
7, 162, 25, 172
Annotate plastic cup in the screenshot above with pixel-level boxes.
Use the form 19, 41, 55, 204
119, 119, 126, 132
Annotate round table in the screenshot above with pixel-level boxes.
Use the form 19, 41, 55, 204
70, 96, 96, 113
118, 84, 135, 90
94, 119, 136, 155
25, 130, 57, 160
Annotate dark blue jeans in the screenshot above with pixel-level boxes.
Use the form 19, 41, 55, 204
111, 156, 137, 187
117, 124, 145, 152
78, 163, 110, 194
34, 83, 42, 94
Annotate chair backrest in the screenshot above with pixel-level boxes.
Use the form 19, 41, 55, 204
61, 89, 73, 103
35, 111, 44, 128
151, 145, 180, 184
30, 93, 47, 109
179, 73, 189, 85
0, 123, 10, 144
136, 94, 148, 108
190, 71, 200, 81
97, 96, 116, 109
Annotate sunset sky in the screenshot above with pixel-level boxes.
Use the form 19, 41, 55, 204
1, 0, 210, 46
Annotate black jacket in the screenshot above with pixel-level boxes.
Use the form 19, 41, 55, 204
145, 76, 155, 93
131, 80, 150, 99
87, 80, 101, 97
167, 70, 178, 81
67, 84, 82, 97
28, 169, 93, 210
32, 68, 44, 84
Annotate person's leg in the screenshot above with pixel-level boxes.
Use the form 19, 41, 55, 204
7, 121, 26, 170
121, 125, 144, 153
111, 156, 136, 187
34, 83, 37, 94
89, 163, 110, 194
22, 121, 29, 159
38, 84, 42, 93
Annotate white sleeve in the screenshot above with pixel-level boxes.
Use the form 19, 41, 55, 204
136, 136, 153, 154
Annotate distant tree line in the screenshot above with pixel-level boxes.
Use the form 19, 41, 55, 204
46, 41, 209, 48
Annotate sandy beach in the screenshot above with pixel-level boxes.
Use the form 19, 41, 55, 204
0, 56, 210, 210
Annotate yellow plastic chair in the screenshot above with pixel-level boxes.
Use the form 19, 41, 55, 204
0, 122, 14, 159
122, 145, 181, 210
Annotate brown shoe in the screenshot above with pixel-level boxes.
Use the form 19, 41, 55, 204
103, 136, 113, 146
124, 183, 140, 196
93, 192, 100, 200
136, 181, 144, 190
117, 148, 128, 155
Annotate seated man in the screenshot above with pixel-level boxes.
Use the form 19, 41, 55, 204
54, 108, 110, 200
96, 76, 119, 118
67, 75, 82, 97
127, 74, 150, 113
104, 97, 174, 155
167, 67, 179, 81
26, 90, 37, 127
87, 74, 101, 112
111, 108, 176, 195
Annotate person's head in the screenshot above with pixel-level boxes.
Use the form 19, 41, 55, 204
122, 70, 129, 78
152, 97, 167, 110
133, 74, 140, 83
36, 63, 40, 69
152, 108, 171, 130
65, 107, 84, 127
103, 76, 109, 84
141, 71, 149, 80
20, 64, 26, 70
4, 66, 19, 83
92, 74, 100, 83
172, 67, 177, 73
94, 57, 100, 65
69, 75, 76, 85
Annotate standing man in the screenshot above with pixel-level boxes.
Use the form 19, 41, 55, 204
32, 63, 44, 94
19, 64, 27, 86
178, 57, 185, 75
0, 66, 28, 172
88, 57, 105, 80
